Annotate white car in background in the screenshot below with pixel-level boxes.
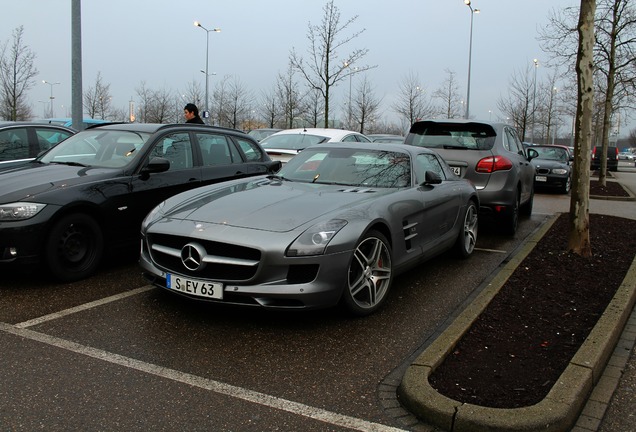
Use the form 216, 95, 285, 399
259, 127, 371, 163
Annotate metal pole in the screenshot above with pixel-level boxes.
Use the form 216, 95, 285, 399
531, 59, 538, 143
71, 0, 83, 130
464, 1, 479, 119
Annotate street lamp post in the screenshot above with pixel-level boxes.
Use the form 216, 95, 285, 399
531, 59, 539, 143
194, 21, 220, 123
464, 0, 479, 119
344, 61, 358, 128
552, 86, 558, 144
42, 80, 60, 117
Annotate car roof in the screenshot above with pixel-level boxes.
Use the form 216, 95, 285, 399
86, 123, 252, 137
267, 128, 364, 139
411, 119, 508, 130
0, 121, 76, 132
302, 141, 436, 156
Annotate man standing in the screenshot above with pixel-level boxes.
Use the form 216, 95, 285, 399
184, 103, 204, 124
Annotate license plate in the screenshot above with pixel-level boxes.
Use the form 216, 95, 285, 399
167, 274, 223, 299
451, 166, 461, 176
535, 176, 547, 182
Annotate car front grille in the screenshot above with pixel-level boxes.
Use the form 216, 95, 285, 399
536, 167, 551, 175
147, 233, 261, 281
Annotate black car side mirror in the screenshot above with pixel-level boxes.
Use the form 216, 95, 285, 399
526, 148, 539, 160
142, 157, 171, 174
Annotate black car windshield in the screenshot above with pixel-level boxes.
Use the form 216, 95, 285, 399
39, 130, 150, 168
260, 133, 327, 151
278, 147, 411, 188
406, 122, 496, 150
534, 146, 569, 162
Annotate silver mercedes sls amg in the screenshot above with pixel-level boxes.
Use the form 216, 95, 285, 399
140, 143, 479, 316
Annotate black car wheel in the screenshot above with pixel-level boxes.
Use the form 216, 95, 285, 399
562, 176, 572, 194
45, 213, 103, 282
342, 230, 392, 316
455, 201, 478, 258
520, 185, 534, 217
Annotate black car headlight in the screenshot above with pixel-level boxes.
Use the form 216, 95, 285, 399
551, 168, 568, 175
0, 202, 46, 221
287, 219, 348, 257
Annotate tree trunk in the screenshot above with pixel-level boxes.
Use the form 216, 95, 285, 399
568, 0, 596, 258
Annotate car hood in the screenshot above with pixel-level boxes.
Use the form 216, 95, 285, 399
531, 159, 569, 170
0, 163, 121, 202
157, 178, 391, 233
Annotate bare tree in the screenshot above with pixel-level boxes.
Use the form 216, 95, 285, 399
257, 87, 283, 128
214, 75, 252, 129
276, 62, 306, 128
350, 75, 381, 134
134, 82, 175, 123
568, 0, 596, 258
497, 65, 535, 141
289, 0, 375, 128
433, 69, 462, 119
84, 72, 113, 120
0, 26, 37, 120
391, 71, 437, 131
304, 85, 324, 127
179, 79, 204, 109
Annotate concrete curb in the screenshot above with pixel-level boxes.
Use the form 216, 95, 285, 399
398, 214, 636, 432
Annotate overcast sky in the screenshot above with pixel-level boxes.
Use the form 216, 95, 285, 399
6, 0, 625, 135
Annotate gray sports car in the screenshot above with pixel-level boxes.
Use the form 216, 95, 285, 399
140, 143, 479, 316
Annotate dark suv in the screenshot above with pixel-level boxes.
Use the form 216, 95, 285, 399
405, 120, 536, 235
591, 145, 618, 172
0, 123, 281, 281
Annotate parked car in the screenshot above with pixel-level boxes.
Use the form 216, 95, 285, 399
0, 122, 75, 170
404, 119, 536, 234
140, 142, 479, 316
367, 134, 405, 143
591, 145, 618, 172
0, 123, 281, 282
247, 128, 282, 141
259, 128, 371, 163
618, 151, 634, 161
530, 145, 572, 194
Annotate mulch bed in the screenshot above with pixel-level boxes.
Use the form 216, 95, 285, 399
428, 203, 636, 408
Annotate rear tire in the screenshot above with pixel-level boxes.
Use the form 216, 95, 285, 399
455, 201, 478, 258
503, 192, 520, 235
45, 213, 103, 282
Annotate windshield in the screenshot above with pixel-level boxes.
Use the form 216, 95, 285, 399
278, 147, 411, 188
39, 129, 150, 168
534, 146, 569, 162
260, 133, 327, 151
406, 121, 496, 150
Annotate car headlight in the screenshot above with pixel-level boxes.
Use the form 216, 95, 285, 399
287, 219, 348, 257
551, 168, 568, 175
0, 202, 47, 221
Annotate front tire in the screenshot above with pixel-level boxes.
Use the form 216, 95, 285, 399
341, 230, 392, 316
455, 201, 478, 258
502, 191, 520, 235
45, 213, 104, 282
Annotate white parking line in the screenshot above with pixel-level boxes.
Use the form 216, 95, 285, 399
0, 322, 407, 432
14, 286, 154, 329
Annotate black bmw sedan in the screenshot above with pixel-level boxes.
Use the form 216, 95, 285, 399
0, 123, 281, 282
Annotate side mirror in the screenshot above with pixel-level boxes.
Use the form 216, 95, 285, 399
527, 148, 539, 160
142, 157, 171, 174
422, 170, 442, 186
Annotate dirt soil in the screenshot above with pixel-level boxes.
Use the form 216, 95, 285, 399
428, 180, 636, 408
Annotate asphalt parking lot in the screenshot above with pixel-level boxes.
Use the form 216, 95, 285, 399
2, 163, 635, 431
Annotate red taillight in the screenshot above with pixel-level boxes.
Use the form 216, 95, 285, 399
475, 156, 513, 173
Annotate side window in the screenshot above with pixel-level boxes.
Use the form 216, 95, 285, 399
415, 154, 446, 183
341, 134, 358, 142
195, 133, 234, 165
235, 137, 263, 162
152, 133, 193, 171
0, 128, 29, 161
504, 128, 522, 154
35, 128, 74, 152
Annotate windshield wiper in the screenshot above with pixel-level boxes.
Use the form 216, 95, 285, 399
49, 161, 89, 167
266, 174, 292, 182
442, 145, 469, 150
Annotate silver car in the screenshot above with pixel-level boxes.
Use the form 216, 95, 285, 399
140, 143, 479, 316
405, 120, 536, 234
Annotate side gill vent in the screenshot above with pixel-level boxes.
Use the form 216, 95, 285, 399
402, 220, 418, 251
